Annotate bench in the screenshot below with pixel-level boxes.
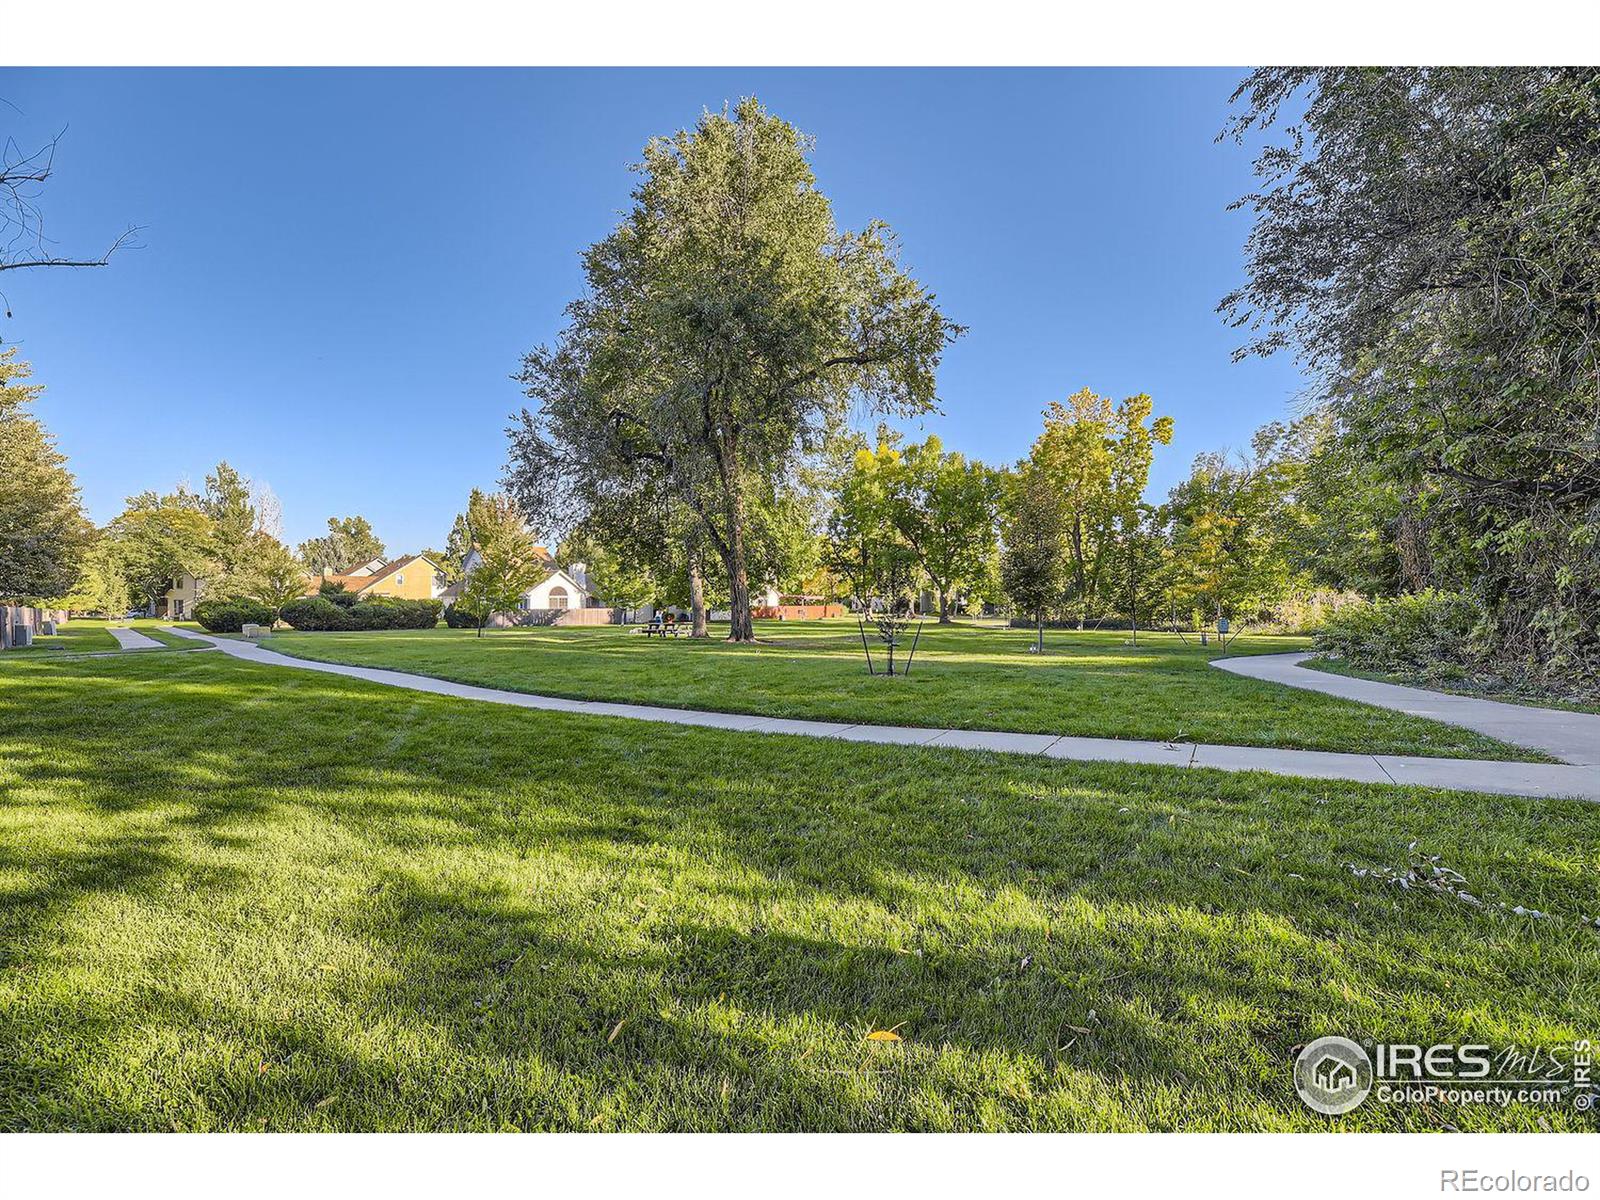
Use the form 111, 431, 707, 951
640, 616, 684, 639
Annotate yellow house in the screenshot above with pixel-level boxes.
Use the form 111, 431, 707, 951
307, 554, 444, 601
157, 573, 203, 619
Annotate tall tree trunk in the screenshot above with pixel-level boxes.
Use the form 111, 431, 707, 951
725, 549, 753, 641
687, 543, 709, 638
1072, 518, 1087, 629
937, 586, 950, 624
1036, 610, 1044, 654
1127, 542, 1139, 646
717, 443, 755, 643
1395, 502, 1433, 594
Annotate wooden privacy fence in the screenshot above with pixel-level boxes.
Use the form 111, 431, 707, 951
1, 605, 68, 650
486, 606, 622, 628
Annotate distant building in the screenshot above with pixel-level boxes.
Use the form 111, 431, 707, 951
309, 554, 447, 601
154, 554, 445, 619
441, 546, 609, 625
157, 573, 203, 619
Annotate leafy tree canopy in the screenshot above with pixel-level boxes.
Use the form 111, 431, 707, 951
298, 515, 386, 575
1223, 66, 1600, 684
456, 495, 547, 636
510, 97, 961, 641
0, 350, 93, 601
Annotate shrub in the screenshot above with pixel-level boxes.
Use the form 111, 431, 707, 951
1260, 589, 1368, 636
194, 598, 276, 633
318, 581, 359, 608
443, 602, 481, 629
353, 597, 442, 629
280, 595, 442, 632
278, 596, 352, 631
1312, 591, 1485, 678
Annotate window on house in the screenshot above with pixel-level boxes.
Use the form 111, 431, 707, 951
395, 574, 405, 585
548, 586, 569, 609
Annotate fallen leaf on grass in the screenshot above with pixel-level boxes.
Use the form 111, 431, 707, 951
865, 1023, 905, 1043
607, 1018, 628, 1043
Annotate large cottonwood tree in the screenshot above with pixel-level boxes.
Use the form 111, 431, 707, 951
510, 98, 960, 641
1222, 67, 1600, 684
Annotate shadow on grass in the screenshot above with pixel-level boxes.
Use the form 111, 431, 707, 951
1, 650, 1597, 1130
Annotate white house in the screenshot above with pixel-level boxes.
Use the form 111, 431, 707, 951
443, 545, 609, 624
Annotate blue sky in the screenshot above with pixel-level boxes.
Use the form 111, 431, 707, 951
3, 68, 1304, 553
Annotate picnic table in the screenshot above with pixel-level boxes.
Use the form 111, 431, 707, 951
640, 614, 684, 638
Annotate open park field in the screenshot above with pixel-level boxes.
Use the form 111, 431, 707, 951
3, 632, 1595, 1131
260, 620, 1531, 760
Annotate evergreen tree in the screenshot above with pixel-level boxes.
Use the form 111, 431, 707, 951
0, 351, 94, 601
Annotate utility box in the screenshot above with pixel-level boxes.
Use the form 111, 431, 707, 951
12, 625, 32, 648
242, 624, 267, 638
41, 620, 57, 636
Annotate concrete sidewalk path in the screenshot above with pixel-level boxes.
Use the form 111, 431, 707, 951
1213, 652, 1600, 767
162, 628, 1599, 802
107, 625, 165, 651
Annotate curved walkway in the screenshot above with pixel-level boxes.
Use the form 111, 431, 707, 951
1212, 652, 1600, 767
162, 628, 1600, 803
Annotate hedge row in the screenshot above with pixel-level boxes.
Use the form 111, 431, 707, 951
278, 596, 443, 632
194, 598, 277, 633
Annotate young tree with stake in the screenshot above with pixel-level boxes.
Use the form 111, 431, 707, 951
456, 496, 546, 638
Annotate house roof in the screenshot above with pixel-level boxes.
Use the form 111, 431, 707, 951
308, 553, 442, 596
350, 553, 438, 591
440, 563, 596, 607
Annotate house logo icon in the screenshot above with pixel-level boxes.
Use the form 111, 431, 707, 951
1295, 1036, 1373, 1115
1314, 1055, 1356, 1093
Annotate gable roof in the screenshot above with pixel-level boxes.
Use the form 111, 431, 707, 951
308, 553, 443, 596
440, 563, 598, 606
531, 566, 594, 600
352, 553, 439, 591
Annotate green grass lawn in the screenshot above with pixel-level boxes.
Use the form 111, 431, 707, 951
3, 618, 119, 655
2, 649, 1596, 1131
2, 618, 208, 657
259, 619, 1529, 759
